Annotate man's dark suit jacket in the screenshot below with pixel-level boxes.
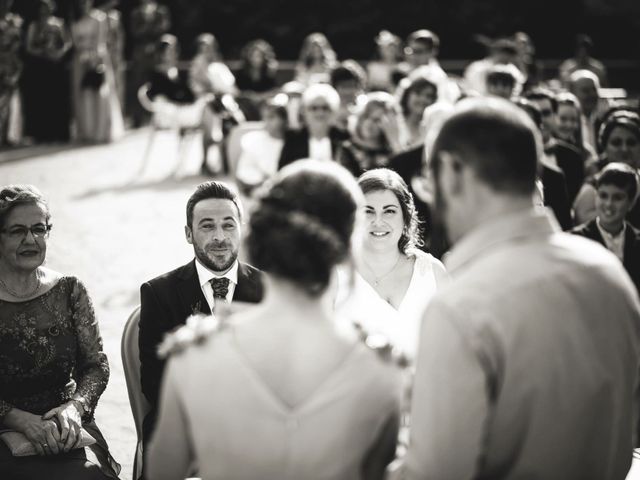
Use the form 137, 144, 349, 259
139, 259, 263, 445
547, 139, 585, 204
572, 219, 640, 293
278, 126, 350, 170
541, 162, 573, 231
388, 145, 449, 259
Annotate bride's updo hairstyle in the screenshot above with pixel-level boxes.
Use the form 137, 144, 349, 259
248, 160, 363, 296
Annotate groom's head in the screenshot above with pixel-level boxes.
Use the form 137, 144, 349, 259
185, 181, 243, 273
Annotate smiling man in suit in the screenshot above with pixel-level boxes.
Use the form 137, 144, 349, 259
138, 180, 263, 451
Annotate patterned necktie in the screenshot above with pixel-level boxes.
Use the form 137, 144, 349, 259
210, 277, 230, 300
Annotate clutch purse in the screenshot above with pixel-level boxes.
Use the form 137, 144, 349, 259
80, 64, 106, 90
0, 429, 96, 456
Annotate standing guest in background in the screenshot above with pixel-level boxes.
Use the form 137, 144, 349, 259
294, 32, 337, 87
336, 168, 448, 361
402, 97, 640, 480
560, 34, 608, 87
514, 97, 573, 230
235, 96, 287, 194
404, 30, 441, 73
525, 88, 585, 204
396, 75, 438, 150
555, 91, 598, 169
105, 3, 125, 108
568, 69, 610, 150
189, 33, 242, 173
23, 0, 72, 143
330, 59, 367, 131
572, 163, 640, 293
278, 83, 349, 169
513, 31, 542, 91
71, 0, 123, 143
337, 92, 402, 176
0, 0, 23, 147
139, 181, 263, 455
129, 0, 170, 127
367, 30, 407, 92
574, 111, 640, 227
0, 185, 121, 479
148, 161, 401, 480
234, 39, 278, 120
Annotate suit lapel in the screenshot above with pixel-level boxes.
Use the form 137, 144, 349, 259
177, 260, 211, 316
233, 263, 262, 303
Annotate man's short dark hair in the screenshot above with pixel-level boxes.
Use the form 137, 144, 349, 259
595, 163, 639, 200
186, 181, 242, 227
330, 60, 366, 89
430, 98, 540, 196
407, 29, 440, 51
525, 88, 558, 113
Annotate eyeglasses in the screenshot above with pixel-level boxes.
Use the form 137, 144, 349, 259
307, 104, 331, 112
1, 224, 52, 240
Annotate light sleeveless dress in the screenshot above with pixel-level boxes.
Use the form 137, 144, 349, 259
336, 249, 445, 361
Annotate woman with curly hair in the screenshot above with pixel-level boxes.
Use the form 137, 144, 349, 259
294, 32, 337, 87
235, 39, 279, 119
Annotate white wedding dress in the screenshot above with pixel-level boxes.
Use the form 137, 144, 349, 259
336, 249, 446, 361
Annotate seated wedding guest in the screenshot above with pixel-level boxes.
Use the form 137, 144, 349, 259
336, 92, 403, 176
0, 185, 120, 479
278, 83, 349, 169
463, 37, 519, 95
514, 97, 573, 230
148, 160, 402, 480
574, 110, 640, 227
235, 39, 279, 120
402, 97, 640, 480
555, 91, 598, 169
572, 163, 640, 293
525, 88, 585, 204
147, 35, 195, 105
235, 96, 287, 193
485, 63, 524, 100
330, 60, 367, 130
294, 32, 337, 86
139, 181, 263, 453
367, 30, 407, 92
0, 0, 23, 147
396, 74, 438, 149
336, 168, 448, 360
404, 29, 442, 73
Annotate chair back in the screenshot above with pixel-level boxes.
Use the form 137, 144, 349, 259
225, 121, 265, 178
121, 306, 150, 480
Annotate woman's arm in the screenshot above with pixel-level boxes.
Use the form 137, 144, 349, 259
69, 279, 109, 420
147, 357, 193, 480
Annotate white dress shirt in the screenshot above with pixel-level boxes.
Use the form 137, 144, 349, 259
596, 217, 626, 262
308, 136, 332, 161
195, 258, 238, 313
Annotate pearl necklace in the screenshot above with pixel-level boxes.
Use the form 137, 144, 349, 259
0, 270, 42, 299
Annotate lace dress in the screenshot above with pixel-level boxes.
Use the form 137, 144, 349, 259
0, 276, 120, 479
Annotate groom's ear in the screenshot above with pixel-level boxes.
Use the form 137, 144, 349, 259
185, 225, 193, 244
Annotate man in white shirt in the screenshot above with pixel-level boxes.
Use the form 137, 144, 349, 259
139, 180, 263, 454
402, 98, 640, 480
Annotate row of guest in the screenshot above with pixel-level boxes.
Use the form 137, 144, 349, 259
1, 99, 639, 479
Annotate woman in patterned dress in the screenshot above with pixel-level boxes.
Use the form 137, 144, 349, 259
0, 185, 121, 479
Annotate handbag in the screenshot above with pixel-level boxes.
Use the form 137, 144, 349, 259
80, 64, 106, 90
0, 429, 96, 456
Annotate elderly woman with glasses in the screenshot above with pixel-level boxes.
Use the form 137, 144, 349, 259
0, 185, 120, 479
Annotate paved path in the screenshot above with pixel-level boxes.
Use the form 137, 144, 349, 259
2, 130, 640, 480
